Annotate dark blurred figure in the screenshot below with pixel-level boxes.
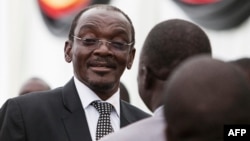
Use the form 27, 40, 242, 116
174, 0, 250, 30
100, 19, 212, 141
164, 55, 250, 141
120, 82, 130, 103
19, 77, 51, 95
229, 58, 250, 82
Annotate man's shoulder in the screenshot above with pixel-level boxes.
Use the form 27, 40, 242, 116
2, 87, 63, 110
100, 116, 165, 141
17, 87, 62, 102
120, 100, 151, 118
123, 115, 165, 132
122, 115, 165, 132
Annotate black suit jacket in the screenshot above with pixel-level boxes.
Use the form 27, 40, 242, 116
0, 78, 150, 141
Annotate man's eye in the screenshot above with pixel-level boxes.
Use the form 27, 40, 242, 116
82, 38, 98, 46
111, 41, 125, 50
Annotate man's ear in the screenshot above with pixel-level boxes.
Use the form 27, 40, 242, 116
64, 40, 72, 63
140, 66, 154, 90
127, 48, 136, 69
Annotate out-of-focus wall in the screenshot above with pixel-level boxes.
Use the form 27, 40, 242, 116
0, 0, 30, 105
0, 0, 10, 106
1, 0, 250, 113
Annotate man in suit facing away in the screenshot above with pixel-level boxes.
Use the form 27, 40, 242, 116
100, 19, 212, 141
0, 4, 150, 141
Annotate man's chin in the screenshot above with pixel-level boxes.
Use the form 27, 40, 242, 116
89, 80, 115, 92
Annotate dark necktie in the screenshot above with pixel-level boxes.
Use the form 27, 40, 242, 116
91, 101, 114, 141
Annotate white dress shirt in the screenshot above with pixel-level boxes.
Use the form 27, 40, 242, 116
74, 77, 120, 141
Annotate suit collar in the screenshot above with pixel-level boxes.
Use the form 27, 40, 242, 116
62, 78, 92, 141
62, 78, 81, 113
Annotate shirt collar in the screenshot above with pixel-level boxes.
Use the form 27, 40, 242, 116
154, 105, 164, 117
74, 76, 120, 117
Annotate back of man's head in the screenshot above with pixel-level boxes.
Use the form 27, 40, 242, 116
229, 58, 250, 84
140, 19, 212, 80
164, 55, 250, 141
138, 19, 212, 112
19, 77, 51, 95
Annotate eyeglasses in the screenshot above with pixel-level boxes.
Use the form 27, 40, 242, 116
72, 35, 133, 52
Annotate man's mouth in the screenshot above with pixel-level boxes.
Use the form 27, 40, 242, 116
89, 61, 116, 72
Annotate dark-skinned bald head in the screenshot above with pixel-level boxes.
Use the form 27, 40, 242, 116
164, 55, 250, 141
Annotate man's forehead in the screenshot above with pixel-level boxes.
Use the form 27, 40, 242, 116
80, 7, 121, 19
74, 8, 132, 37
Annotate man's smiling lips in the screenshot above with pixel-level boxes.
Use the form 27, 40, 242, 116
89, 62, 116, 72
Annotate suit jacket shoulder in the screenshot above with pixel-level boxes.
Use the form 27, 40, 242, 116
0, 79, 91, 141
100, 114, 165, 141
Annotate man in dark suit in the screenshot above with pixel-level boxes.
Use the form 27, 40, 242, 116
0, 4, 150, 141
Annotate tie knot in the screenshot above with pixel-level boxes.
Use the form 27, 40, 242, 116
91, 101, 113, 115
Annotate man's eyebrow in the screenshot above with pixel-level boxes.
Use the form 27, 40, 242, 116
111, 29, 131, 41
77, 24, 131, 40
79, 24, 97, 31
112, 28, 129, 35
76, 25, 98, 36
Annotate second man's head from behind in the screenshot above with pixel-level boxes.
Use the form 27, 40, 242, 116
138, 19, 212, 112
64, 5, 136, 100
164, 56, 250, 141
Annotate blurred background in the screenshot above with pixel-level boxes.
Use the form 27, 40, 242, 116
1, 0, 250, 113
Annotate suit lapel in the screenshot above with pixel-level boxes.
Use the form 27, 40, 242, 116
120, 100, 134, 127
61, 78, 92, 141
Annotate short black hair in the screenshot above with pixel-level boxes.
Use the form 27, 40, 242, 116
68, 4, 135, 47
141, 19, 212, 80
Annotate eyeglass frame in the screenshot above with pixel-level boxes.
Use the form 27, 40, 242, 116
71, 35, 134, 52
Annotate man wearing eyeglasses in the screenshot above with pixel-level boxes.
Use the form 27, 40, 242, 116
0, 4, 150, 141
